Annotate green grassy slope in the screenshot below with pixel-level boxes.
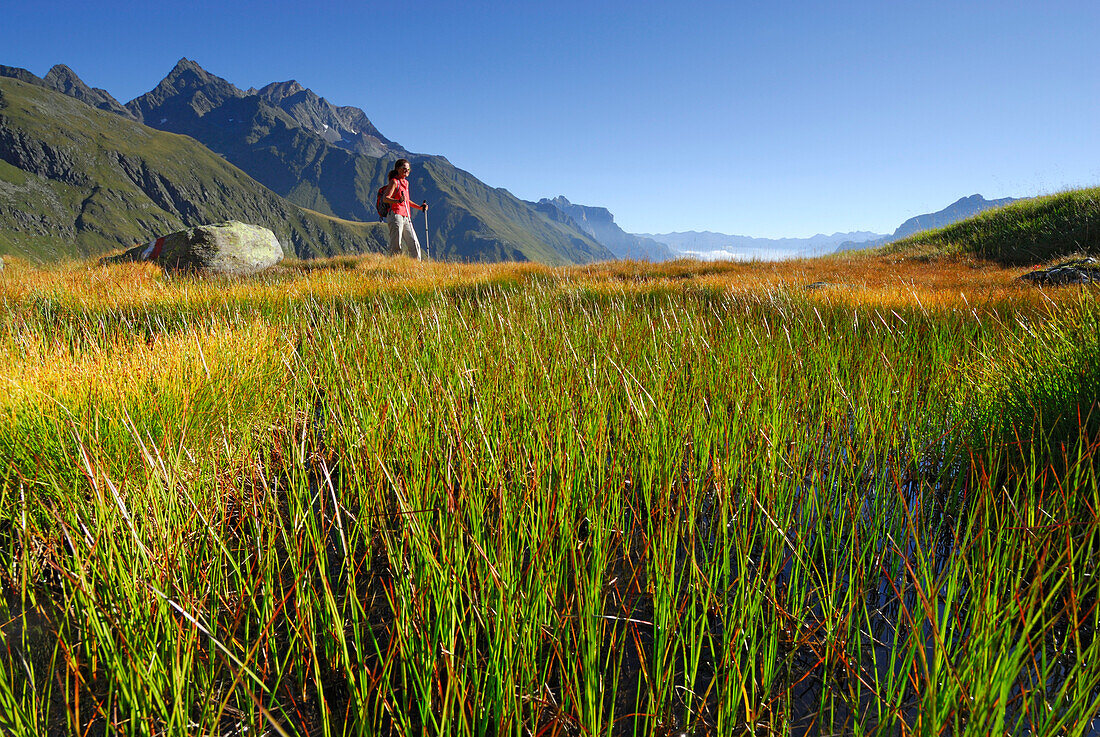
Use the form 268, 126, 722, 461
0, 77, 386, 261
880, 187, 1100, 265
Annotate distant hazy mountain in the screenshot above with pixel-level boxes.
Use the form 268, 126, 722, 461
535, 196, 676, 261
0, 76, 385, 260
640, 230, 884, 261
893, 193, 1019, 239
640, 194, 1023, 260
835, 194, 1020, 253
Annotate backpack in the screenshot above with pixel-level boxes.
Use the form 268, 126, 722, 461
375, 184, 392, 222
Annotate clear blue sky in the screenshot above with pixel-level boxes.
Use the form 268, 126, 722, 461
3, 0, 1098, 238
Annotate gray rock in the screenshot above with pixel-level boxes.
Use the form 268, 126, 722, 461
103, 221, 283, 274
1019, 257, 1099, 286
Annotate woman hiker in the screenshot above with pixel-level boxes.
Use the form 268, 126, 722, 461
382, 159, 428, 259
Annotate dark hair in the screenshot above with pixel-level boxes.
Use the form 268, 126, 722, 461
388, 158, 411, 180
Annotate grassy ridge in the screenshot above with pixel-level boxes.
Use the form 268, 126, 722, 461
881, 187, 1100, 265
0, 257, 1098, 735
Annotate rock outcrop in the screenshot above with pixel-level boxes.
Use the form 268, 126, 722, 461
103, 221, 283, 274
1019, 258, 1099, 286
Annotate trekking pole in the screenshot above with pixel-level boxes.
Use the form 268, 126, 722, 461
423, 202, 430, 260
405, 190, 419, 261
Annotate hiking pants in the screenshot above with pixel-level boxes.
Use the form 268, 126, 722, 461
386, 212, 422, 260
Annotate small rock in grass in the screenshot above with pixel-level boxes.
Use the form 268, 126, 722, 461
1019, 257, 1099, 286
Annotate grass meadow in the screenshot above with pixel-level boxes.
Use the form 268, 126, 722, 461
0, 253, 1098, 736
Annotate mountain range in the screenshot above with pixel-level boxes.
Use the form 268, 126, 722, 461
638, 230, 885, 260
116, 59, 610, 264
637, 194, 1022, 261
0, 59, 611, 264
0, 58, 1028, 266
534, 196, 676, 261
0, 75, 385, 259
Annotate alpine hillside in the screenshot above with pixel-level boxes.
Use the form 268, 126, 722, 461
120, 59, 610, 264
0, 75, 386, 260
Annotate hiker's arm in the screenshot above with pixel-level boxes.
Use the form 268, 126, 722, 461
382, 182, 403, 204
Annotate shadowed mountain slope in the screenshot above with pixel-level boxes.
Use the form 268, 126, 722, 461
0, 76, 386, 260
253, 79, 403, 159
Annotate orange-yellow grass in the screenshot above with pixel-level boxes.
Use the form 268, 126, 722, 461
0, 252, 1077, 313
0, 317, 277, 413
580, 254, 1060, 310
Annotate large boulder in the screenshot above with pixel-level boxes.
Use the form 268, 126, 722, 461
103, 221, 283, 274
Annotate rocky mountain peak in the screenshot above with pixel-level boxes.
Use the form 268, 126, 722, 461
162, 58, 239, 93
43, 64, 81, 90
546, 195, 574, 210
168, 57, 207, 78
41, 63, 134, 119
128, 59, 246, 122
258, 79, 307, 102
541, 196, 614, 226
138, 60, 240, 105
253, 78, 402, 157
